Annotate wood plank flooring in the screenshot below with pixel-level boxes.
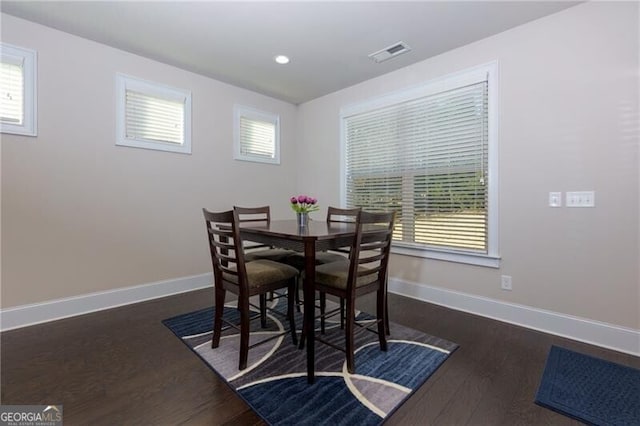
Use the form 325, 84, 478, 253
1, 288, 638, 425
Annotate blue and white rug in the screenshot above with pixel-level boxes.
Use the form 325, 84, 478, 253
163, 296, 458, 425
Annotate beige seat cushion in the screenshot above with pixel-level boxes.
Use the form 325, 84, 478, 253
314, 261, 377, 290
284, 251, 348, 271
244, 248, 296, 262
223, 259, 299, 289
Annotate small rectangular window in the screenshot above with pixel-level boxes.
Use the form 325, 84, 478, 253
234, 105, 280, 164
116, 73, 191, 154
1, 43, 37, 136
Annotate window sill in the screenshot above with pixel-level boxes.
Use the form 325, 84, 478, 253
391, 244, 501, 268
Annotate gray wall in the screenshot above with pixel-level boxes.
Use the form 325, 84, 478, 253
296, 2, 639, 329
1, 14, 298, 307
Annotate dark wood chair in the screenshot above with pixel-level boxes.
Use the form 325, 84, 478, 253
284, 207, 361, 322
234, 206, 296, 262
203, 208, 299, 370
234, 206, 298, 325
300, 210, 395, 374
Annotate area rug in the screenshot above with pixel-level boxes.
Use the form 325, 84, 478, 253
535, 345, 640, 426
163, 296, 458, 425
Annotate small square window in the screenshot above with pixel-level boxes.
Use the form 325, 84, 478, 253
116, 73, 191, 154
1, 43, 37, 136
234, 105, 280, 164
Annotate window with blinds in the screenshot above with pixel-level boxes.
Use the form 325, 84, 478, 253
1, 43, 37, 136
342, 64, 498, 264
116, 74, 191, 154
1, 61, 24, 124
234, 105, 280, 164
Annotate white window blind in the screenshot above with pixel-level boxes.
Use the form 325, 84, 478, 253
116, 73, 191, 154
344, 78, 490, 254
1, 43, 37, 136
0, 60, 24, 125
234, 105, 280, 164
125, 90, 184, 145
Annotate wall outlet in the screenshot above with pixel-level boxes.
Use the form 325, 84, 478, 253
501, 275, 512, 291
566, 191, 595, 207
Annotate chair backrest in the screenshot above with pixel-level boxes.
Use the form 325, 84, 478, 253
203, 208, 248, 292
234, 205, 270, 225
326, 206, 361, 224
346, 211, 396, 293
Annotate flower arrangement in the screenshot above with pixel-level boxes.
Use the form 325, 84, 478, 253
290, 195, 319, 214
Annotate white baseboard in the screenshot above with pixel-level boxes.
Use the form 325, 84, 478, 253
3, 273, 638, 357
0, 273, 213, 332
389, 277, 640, 356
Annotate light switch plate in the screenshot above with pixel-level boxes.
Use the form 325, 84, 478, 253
549, 192, 562, 207
566, 191, 595, 207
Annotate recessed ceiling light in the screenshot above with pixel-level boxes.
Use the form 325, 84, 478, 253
274, 55, 290, 65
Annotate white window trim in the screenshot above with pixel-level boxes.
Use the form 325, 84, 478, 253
340, 61, 500, 268
1, 43, 37, 137
233, 105, 280, 164
116, 73, 192, 154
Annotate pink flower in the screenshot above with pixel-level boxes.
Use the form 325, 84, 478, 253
290, 196, 298, 204
297, 195, 307, 203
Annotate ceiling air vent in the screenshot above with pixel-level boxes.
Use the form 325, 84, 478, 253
368, 41, 412, 63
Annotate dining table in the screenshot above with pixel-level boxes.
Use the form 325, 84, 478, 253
238, 218, 357, 384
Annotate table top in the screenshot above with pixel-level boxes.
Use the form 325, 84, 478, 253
239, 219, 356, 240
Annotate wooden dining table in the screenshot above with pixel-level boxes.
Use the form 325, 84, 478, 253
238, 219, 357, 384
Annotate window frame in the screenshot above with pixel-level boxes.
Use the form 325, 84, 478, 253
115, 73, 192, 154
1, 43, 37, 137
340, 62, 500, 268
233, 105, 280, 164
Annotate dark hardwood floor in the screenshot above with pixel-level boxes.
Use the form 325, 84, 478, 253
2, 288, 638, 425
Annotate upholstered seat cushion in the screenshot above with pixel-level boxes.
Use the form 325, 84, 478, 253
284, 251, 348, 271
244, 248, 296, 262
223, 259, 299, 289
314, 260, 377, 290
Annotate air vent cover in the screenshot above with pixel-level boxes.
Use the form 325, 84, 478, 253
368, 41, 412, 63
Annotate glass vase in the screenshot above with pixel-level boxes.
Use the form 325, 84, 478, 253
296, 212, 309, 227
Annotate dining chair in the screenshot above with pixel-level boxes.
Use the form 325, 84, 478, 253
300, 210, 395, 374
234, 205, 299, 325
203, 208, 299, 370
284, 207, 361, 323
234, 206, 296, 262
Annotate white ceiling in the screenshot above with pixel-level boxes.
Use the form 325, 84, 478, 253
1, 1, 580, 104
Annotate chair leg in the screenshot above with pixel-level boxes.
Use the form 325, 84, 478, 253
259, 294, 267, 328
212, 286, 226, 349
320, 292, 326, 334
295, 276, 302, 313
239, 297, 250, 370
340, 297, 345, 329
377, 288, 388, 352
298, 325, 306, 350
345, 296, 356, 374
287, 281, 298, 346
385, 293, 390, 336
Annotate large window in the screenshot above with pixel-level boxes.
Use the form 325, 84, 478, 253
116, 73, 191, 154
342, 63, 498, 267
234, 105, 280, 164
1, 43, 37, 136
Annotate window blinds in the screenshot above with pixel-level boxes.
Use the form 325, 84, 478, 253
125, 90, 185, 145
0, 60, 24, 125
239, 116, 276, 159
344, 81, 489, 253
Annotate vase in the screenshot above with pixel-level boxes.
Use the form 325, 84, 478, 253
296, 212, 309, 227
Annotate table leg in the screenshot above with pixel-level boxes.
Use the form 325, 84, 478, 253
303, 240, 316, 384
